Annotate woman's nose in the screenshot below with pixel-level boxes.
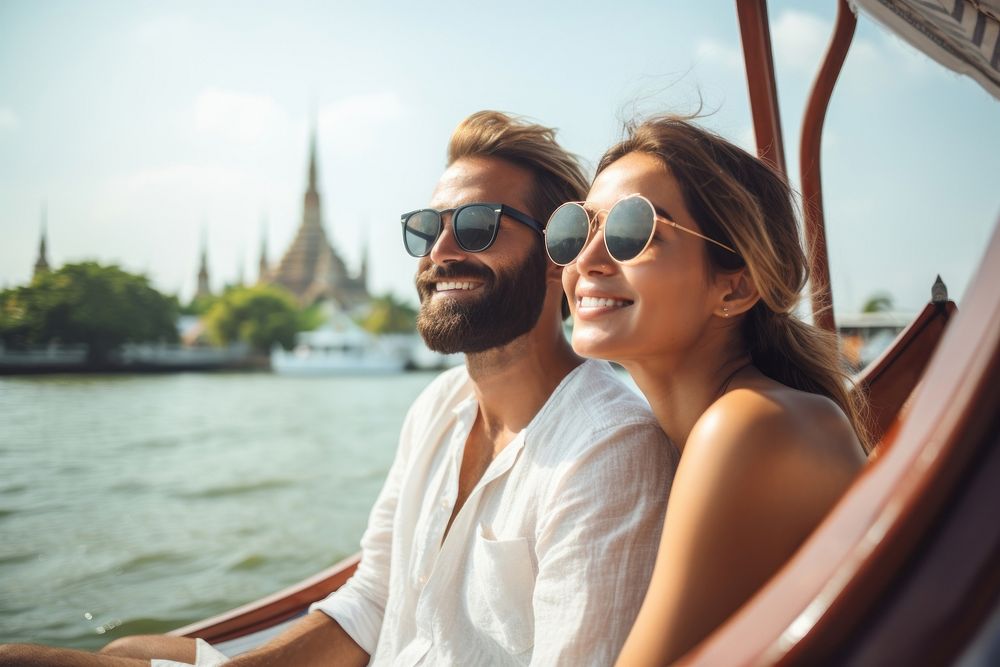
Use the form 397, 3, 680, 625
574, 223, 615, 275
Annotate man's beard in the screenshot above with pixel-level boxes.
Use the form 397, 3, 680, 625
415, 247, 548, 354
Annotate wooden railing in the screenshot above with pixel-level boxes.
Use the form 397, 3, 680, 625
171, 553, 360, 644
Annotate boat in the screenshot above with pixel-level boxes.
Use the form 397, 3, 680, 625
270, 311, 407, 376
170, 1, 1000, 663
404, 336, 465, 371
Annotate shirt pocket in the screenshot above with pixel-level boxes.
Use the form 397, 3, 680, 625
468, 524, 537, 656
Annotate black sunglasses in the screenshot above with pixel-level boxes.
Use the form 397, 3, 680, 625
544, 194, 738, 266
400, 203, 544, 258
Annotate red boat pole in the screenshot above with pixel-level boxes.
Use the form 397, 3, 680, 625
736, 0, 787, 176
800, 0, 857, 332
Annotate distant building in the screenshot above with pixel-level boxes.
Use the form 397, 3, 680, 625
190, 124, 370, 311
838, 311, 912, 371
33, 205, 50, 278
257, 219, 269, 285
265, 127, 370, 310
195, 232, 212, 299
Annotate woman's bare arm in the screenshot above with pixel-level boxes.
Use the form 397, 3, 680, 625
615, 388, 863, 666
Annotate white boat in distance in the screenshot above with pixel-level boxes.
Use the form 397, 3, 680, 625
271, 317, 407, 376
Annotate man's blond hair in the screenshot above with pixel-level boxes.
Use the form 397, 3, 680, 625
447, 111, 589, 223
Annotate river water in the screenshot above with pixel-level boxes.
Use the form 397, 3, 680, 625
0, 371, 441, 650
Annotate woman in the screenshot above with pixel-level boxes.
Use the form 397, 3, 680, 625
544, 116, 868, 665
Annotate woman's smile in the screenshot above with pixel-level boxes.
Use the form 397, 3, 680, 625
573, 284, 635, 319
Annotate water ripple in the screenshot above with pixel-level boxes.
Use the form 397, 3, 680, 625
0, 551, 39, 565
115, 551, 188, 574
175, 478, 295, 499
228, 554, 271, 572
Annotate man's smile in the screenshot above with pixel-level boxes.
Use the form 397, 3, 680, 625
435, 281, 483, 292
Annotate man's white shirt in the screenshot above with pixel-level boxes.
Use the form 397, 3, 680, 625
312, 359, 678, 666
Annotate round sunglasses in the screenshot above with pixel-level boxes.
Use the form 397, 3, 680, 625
400, 203, 544, 258
544, 194, 738, 266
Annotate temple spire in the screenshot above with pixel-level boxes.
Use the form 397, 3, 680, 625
195, 225, 211, 298
258, 215, 269, 284
308, 125, 318, 194
360, 230, 369, 288
33, 203, 50, 278
235, 245, 245, 288
268, 112, 370, 310
301, 118, 321, 228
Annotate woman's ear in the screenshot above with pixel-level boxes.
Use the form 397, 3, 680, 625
715, 269, 759, 319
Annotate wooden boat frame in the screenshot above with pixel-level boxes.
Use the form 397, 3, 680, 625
685, 1, 1000, 663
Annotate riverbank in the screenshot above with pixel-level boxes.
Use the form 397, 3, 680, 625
0, 337, 457, 376
0, 342, 260, 375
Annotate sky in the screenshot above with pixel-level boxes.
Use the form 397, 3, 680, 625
0, 0, 997, 316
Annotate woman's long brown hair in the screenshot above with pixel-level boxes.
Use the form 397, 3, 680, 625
598, 115, 871, 452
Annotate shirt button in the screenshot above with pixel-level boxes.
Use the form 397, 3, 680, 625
440, 497, 450, 509
418, 575, 427, 586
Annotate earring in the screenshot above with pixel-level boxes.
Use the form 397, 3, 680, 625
723, 305, 730, 318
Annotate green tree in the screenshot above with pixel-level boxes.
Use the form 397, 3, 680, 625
0, 262, 179, 362
359, 293, 417, 334
862, 292, 894, 313
180, 293, 219, 316
297, 302, 327, 332
202, 284, 301, 353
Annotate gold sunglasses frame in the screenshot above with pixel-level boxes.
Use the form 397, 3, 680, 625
545, 193, 737, 266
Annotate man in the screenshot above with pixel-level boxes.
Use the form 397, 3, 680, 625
0, 111, 676, 666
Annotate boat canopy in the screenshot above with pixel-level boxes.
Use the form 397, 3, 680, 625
852, 0, 1000, 99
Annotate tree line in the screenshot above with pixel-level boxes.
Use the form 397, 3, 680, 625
1, 262, 417, 363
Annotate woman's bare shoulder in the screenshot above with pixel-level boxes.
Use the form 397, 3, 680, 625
675, 382, 866, 549
686, 382, 865, 479
637, 381, 867, 665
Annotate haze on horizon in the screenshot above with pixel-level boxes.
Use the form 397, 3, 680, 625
1, 0, 997, 316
